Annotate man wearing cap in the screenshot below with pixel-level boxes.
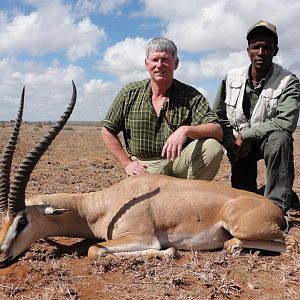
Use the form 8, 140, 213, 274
213, 20, 300, 213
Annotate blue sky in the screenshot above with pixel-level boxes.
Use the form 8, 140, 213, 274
0, 0, 299, 121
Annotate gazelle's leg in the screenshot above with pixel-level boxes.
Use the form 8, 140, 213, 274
222, 198, 291, 253
98, 247, 177, 258
88, 235, 176, 260
223, 234, 299, 254
223, 237, 287, 254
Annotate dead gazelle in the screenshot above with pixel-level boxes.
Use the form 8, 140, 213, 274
0, 82, 299, 267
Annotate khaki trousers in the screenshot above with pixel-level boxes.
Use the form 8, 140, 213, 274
132, 138, 223, 180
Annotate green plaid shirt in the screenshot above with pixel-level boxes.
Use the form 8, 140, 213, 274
102, 78, 219, 158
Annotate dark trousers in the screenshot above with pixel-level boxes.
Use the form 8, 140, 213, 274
230, 131, 294, 213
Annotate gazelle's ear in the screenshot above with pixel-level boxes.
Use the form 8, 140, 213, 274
45, 206, 70, 215
40, 205, 70, 215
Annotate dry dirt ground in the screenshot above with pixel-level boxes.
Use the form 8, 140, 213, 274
0, 122, 299, 300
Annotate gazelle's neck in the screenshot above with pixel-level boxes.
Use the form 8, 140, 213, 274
26, 191, 111, 239
27, 191, 107, 214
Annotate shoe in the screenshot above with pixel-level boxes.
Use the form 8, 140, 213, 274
290, 190, 300, 210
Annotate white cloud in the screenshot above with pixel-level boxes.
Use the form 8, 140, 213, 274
66, 18, 105, 61
0, 58, 85, 121
197, 51, 248, 79
80, 79, 121, 120
275, 51, 300, 78
74, 0, 130, 16
97, 37, 149, 83
1, 1, 300, 122
142, 0, 300, 55
0, 56, 120, 121
0, 0, 106, 61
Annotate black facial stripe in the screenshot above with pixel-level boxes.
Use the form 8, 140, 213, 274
16, 215, 28, 234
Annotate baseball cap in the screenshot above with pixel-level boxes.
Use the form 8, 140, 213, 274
246, 20, 278, 46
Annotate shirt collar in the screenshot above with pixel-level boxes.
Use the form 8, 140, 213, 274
147, 79, 175, 96
246, 63, 274, 87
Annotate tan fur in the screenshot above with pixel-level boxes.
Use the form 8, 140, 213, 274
0, 174, 298, 265
0, 218, 13, 244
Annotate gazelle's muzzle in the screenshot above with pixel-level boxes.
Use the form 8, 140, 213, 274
0, 218, 14, 267
0, 252, 13, 268
0, 212, 28, 268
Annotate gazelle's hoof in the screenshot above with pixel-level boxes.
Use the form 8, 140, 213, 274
88, 245, 107, 260
284, 234, 300, 254
164, 247, 177, 257
223, 238, 242, 254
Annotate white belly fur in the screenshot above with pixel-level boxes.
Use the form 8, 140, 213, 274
157, 224, 231, 250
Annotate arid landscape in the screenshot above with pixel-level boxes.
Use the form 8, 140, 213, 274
0, 122, 299, 300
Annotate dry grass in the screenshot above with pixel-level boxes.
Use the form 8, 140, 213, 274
0, 123, 299, 299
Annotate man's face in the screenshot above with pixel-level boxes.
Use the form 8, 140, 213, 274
145, 50, 179, 84
247, 34, 278, 74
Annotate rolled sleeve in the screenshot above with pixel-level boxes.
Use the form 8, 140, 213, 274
102, 89, 127, 134
192, 94, 220, 125
213, 77, 233, 136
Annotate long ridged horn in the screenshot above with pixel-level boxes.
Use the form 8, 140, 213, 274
7, 81, 77, 217
0, 87, 25, 214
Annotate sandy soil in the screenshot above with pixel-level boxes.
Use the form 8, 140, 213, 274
0, 122, 299, 300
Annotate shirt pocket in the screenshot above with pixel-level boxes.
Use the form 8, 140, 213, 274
169, 109, 191, 129
260, 89, 281, 116
225, 80, 243, 107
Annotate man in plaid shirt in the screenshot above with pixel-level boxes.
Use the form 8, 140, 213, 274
102, 37, 223, 179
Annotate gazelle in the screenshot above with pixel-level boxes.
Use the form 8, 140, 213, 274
0, 83, 299, 267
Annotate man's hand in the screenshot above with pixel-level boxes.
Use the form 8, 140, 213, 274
161, 127, 188, 161
124, 161, 148, 176
234, 133, 251, 158
234, 133, 244, 152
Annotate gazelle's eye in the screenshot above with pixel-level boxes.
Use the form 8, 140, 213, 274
16, 216, 28, 234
